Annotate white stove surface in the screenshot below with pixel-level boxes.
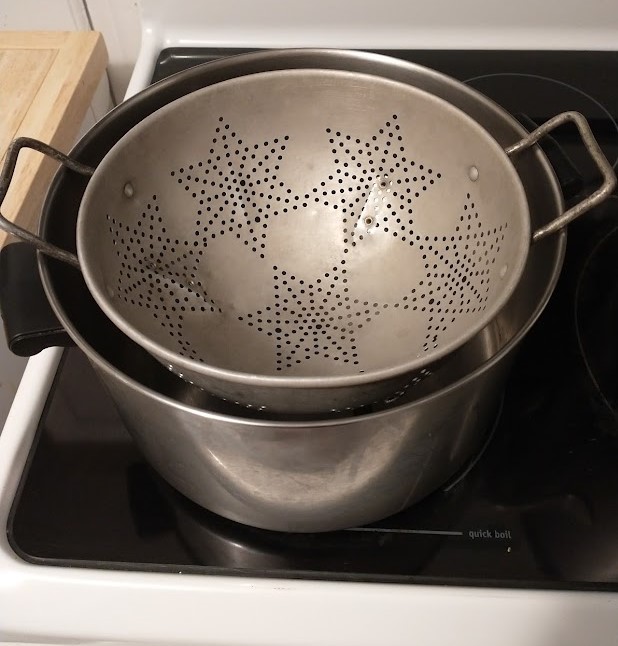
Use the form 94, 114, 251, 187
2, 1, 618, 643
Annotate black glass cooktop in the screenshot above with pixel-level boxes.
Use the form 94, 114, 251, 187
7, 50, 618, 589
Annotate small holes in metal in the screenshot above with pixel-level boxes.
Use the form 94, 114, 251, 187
104, 111, 512, 380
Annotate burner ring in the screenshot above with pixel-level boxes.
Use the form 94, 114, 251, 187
574, 198, 618, 425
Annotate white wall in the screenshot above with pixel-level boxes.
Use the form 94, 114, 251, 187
82, 0, 142, 102
1, 0, 142, 104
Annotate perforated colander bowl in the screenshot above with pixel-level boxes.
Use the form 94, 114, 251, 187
1, 63, 614, 415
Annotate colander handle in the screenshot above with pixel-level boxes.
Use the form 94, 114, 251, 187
505, 111, 617, 243
0, 137, 95, 268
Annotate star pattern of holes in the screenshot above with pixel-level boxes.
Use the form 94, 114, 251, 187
270, 263, 357, 369
172, 117, 289, 259
412, 193, 507, 351
268, 261, 361, 369
104, 116, 509, 374
107, 194, 220, 360
242, 260, 434, 371
314, 116, 443, 250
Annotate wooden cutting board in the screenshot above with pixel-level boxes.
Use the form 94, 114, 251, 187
0, 32, 108, 248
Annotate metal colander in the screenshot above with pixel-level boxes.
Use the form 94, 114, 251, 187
1, 64, 614, 415
81, 69, 529, 411
103, 113, 514, 369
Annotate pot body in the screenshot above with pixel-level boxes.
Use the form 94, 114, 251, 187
95, 330, 508, 532
37, 49, 565, 531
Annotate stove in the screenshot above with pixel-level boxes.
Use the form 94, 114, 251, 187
2, 3, 618, 644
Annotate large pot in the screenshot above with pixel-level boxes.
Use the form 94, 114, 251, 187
4, 50, 568, 532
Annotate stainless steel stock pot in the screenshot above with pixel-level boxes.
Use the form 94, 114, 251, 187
2, 50, 584, 530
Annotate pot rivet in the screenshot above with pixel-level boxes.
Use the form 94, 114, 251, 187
468, 166, 479, 182
500, 264, 508, 278
123, 182, 135, 198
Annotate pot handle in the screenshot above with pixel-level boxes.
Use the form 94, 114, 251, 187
0, 242, 74, 355
0, 137, 95, 268
505, 111, 617, 243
